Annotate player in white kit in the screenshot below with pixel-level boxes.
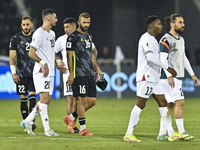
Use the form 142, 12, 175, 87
157, 13, 198, 141
123, 15, 182, 142
55, 17, 80, 132
20, 8, 65, 136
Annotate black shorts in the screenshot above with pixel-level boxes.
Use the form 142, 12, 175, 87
16, 77, 35, 95
72, 76, 96, 97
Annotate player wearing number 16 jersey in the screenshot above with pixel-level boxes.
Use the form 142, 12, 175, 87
66, 13, 103, 136
124, 15, 180, 142
9, 16, 37, 129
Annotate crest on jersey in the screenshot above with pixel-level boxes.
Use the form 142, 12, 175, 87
67, 42, 72, 48
20, 41, 24, 44
146, 43, 149, 47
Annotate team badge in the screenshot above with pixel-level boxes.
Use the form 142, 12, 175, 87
146, 43, 149, 46
67, 42, 72, 48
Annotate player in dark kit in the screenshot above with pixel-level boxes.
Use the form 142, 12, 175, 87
9, 16, 37, 130
65, 12, 103, 136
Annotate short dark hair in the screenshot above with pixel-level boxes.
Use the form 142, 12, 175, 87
164, 13, 182, 27
22, 16, 32, 22
42, 8, 56, 19
145, 15, 159, 28
78, 12, 90, 21
63, 17, 76, 25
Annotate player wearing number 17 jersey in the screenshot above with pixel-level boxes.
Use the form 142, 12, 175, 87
9, 16, 37, 129
124, 15, 179, 142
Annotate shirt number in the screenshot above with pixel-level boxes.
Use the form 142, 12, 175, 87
79, 85, 86, 94
145, 87, 153, 95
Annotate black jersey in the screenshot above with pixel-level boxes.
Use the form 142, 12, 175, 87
66, 30, 95, 78
9, 32, 34, 77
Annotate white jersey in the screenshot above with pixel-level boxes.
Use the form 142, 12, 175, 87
160, 33, 185, 78
55, 34, 68, 70
30, 27, 56, 76
136, 32, 160, 83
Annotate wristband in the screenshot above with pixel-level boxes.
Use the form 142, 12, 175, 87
39, 60, 46, 66
56, 59, 62, 65
10, 65, 16, 74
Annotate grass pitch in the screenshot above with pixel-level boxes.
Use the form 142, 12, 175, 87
0, 97, 199, 150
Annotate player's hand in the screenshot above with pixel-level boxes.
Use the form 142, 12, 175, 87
57, 60, 66, 69
55, 62, 68, 74
167, 67, 177, 77
43, 63, 49, 77
12, 74, 20, 84
96, 69, 103, 80
167, 76, 175, 88
66, 73, 74, 86
191, 75, 198, 86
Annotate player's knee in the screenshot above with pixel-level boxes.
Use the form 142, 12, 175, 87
90, 99, 96, 107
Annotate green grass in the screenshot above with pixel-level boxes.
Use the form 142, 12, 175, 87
0, 97, 199, 150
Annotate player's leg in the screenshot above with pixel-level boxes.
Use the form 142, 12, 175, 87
124, 81, 152, 142
153, 94, 176, 137
124, 96, 145, 142
17, 77, 29, 119
40, 76, 58, 136
28, 77, 37, 130
167, 102, 175, 115
28, 77, 37, 113
67, 95, 75, 114
20, 94, 28, 119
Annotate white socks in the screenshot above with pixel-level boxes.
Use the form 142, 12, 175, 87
39, 103, 50, 131
80, 125, 86, 131
70, 114, 75, 120
126, 105, 142, 135
175, 118, 185, 133
25, 102, 40, 124
159, 107, 174, 136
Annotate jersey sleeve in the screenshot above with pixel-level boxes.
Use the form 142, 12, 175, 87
92, 42, 96, 51
66, 35, 76, 51
30, 30, 42, 50
9, 36, 17, 51
160, 38, 170, 53
142, 37, 154, 54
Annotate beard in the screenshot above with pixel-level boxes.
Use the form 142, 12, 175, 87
175, 27, 184, 34
80, 24, 88, 32
23, 28, 31, 35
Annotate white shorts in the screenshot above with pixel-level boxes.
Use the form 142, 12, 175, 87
63, 73, 73, 96
33, 73, 54, 95
137, 80, 164, 98
160, 78, 184, 103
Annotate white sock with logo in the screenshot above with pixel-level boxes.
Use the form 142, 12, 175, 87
39, 103, 50, 132
159, 107, 175, 136
25, 102, 40, 124
175, 118, 185, 133
126, 105, 141, 135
